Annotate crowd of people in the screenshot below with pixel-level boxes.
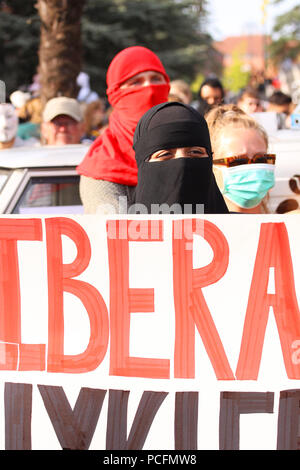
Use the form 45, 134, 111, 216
1, 45, 299, 215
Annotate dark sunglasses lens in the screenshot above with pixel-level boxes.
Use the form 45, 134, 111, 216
229, 158, 248, 167
253, 155, 268, 163
252, 154, 275, 164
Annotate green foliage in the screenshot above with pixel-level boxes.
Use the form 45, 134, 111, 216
1, 0, 217, 98
222, 44, 250, 93
190, 72, 205, 94
269, 4, 300, 65
0, 1, 40, 95
82, 0, 214, 95
4, 0, 36, 16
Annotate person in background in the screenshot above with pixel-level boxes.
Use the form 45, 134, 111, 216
10, 89, 42, 141
168, 79, 192, 105
236, 87, 263, 114
77, 72, 99, 105
206, 104, 275, 213
0, 103, 39, 149
10, 90, 31, 122
267, 90, 293, 129
77, 46, 170, 214
17, 94, 43, 125
16, 91, 43, 141
41, 96, 84, 146
131, 101, 228, 214
267, 90, 292, 115
195, 77, 225, 115
81, 98, 108, 143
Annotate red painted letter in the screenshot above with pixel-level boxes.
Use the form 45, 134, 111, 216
46, 218, 109, 373
0, 219, 45, 371
173, 219, 234, 379
236, 222, 300, 379
107, 220, 170, 378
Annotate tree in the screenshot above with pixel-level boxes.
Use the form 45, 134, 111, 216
1, 0, 218, 100
269, 1, 300, 65
222, 43, 250, 94
0, 0, 39, 95
36, 0, 86, 106
81, 0, 216, 95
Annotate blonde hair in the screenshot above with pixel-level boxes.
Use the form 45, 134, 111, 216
168, 79, 192, 104
205, 104, 271, 214
205, 103, 268, 157
83, 99, 106, 134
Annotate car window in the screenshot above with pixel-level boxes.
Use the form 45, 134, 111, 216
12, 174, 83, 214
0, 169, 10, 192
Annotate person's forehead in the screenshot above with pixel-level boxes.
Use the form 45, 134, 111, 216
243, 95, 259, 102
128, 70, 164, 79
51, 114, 77, 121
201, 85, 222, 96
219, 127, 266, 150
271, 102, 289, 110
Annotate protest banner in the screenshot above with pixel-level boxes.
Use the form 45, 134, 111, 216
0, 214, 299, 451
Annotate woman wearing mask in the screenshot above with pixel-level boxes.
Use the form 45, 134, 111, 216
131, 101, 229, 214
77, 46, 170, 214
205, 105, 275, 213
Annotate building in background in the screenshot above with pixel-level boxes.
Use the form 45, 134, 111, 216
213, 34, 278, 96
215, 34, 275, 73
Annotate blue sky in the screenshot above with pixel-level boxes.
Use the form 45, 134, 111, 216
207, 0, 299, 40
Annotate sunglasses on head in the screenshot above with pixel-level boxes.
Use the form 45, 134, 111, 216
213, 153, 276, 167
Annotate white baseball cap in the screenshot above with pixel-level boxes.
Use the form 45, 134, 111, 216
43, 97, 83, 122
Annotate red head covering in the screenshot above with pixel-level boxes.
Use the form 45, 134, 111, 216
77, 46, 170, 185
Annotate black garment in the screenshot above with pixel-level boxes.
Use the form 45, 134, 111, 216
132, 101, 229, 214
195, 97, 212, 116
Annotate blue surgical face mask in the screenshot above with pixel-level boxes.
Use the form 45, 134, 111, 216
220, 163, 275, 209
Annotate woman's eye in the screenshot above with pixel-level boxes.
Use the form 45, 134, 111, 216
190, 148, 208, 157
152, 152, 172, 160
189, 151, 200, 156
157, 155, 171, 160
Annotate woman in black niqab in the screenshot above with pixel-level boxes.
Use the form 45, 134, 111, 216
131, 101, 229, 214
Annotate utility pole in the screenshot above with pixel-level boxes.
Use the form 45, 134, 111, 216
261, 0, 270, 71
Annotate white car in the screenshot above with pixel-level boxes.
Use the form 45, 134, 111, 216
0, 144, 87, 214
268, 129, 300, 213
0, 134, 298, 215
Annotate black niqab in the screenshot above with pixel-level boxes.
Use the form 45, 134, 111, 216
132, 101, 229, 214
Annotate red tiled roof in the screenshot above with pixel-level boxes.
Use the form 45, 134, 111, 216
214, 35, 270, 57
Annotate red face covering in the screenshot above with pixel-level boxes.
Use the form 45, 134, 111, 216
77, 46, 170, 185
